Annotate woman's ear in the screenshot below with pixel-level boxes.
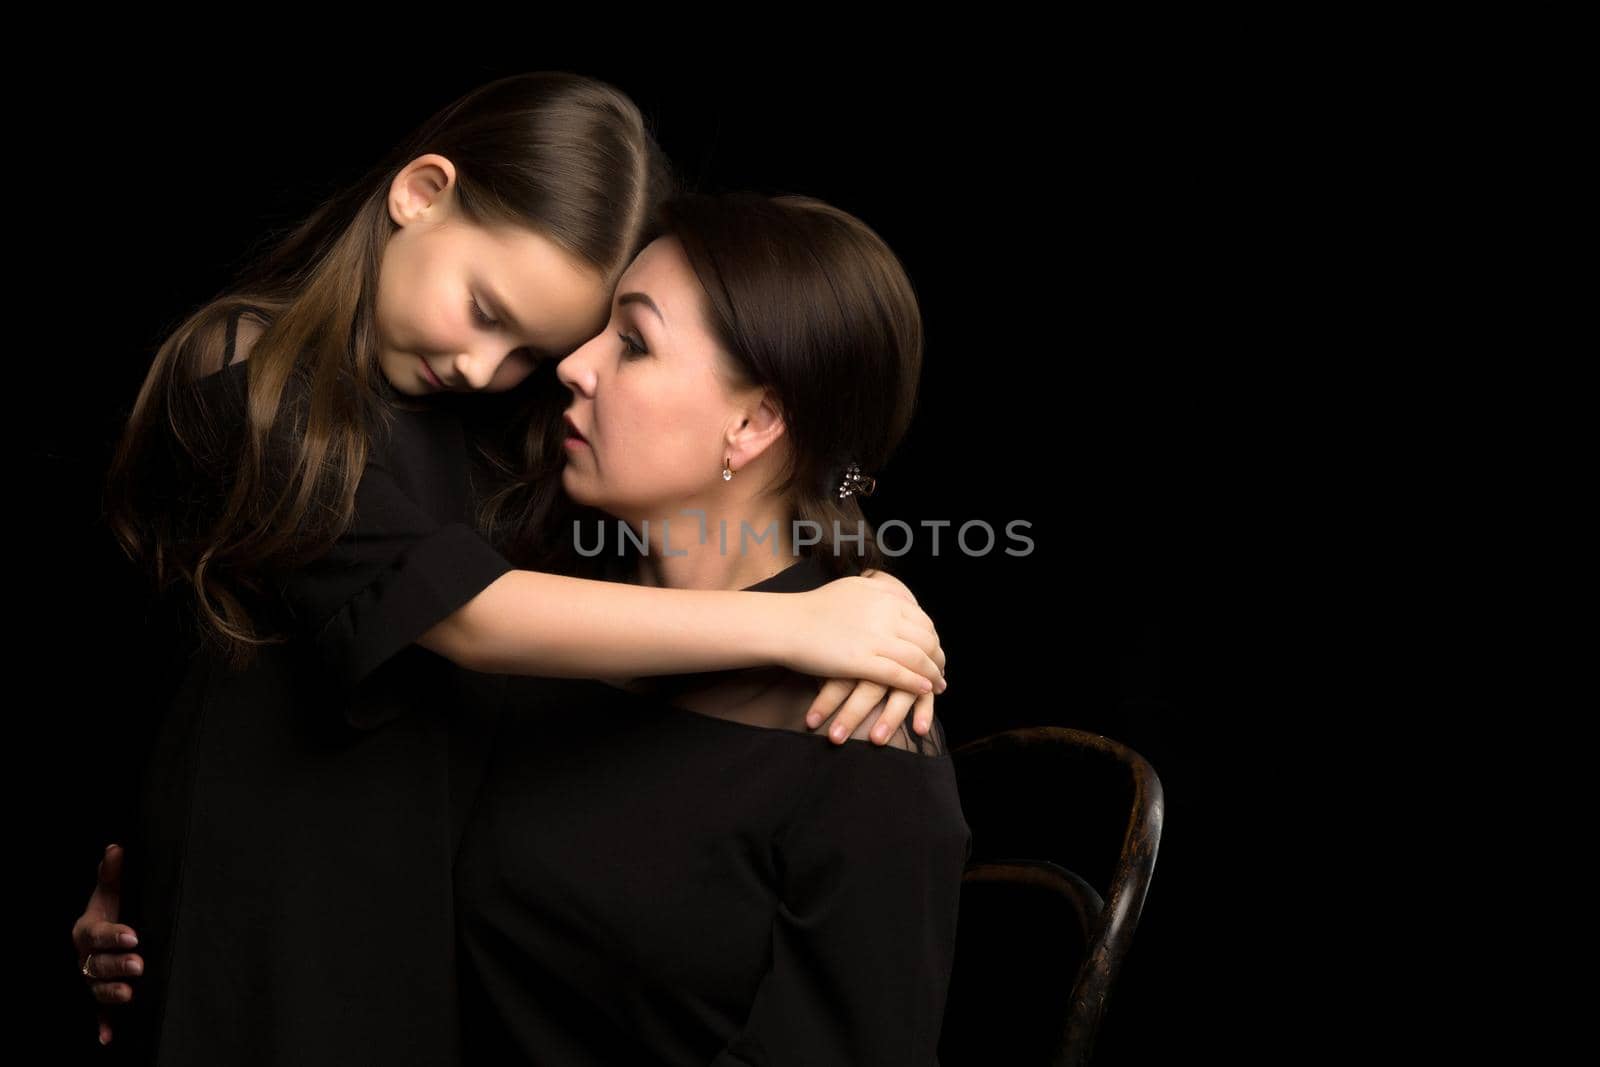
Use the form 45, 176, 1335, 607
727, 390, 787, 469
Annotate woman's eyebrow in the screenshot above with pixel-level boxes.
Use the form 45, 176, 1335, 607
618, 292, 667, 332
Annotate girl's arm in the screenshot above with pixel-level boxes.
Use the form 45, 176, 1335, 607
252, 439, 945, 742
418, 568, 947, 695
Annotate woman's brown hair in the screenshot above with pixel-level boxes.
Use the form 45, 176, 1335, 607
106, 71, 678, 666
643, 191, 924, 579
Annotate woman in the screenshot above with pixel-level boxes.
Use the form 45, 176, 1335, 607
70, 73, 948, 1065
454, 192, 971, 1064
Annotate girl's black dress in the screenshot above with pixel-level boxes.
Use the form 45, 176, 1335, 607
453, 552, 973, 1066
113, 326, 517, 1065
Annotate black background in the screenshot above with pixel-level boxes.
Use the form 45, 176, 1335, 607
29, 52, 1273, 1064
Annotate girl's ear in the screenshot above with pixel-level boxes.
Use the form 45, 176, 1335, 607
388, 154, 458, 227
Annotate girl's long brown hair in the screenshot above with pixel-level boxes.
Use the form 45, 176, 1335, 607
106, 71, 678, 666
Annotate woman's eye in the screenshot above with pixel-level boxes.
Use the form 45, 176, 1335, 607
618, 331, 647, 358
470, 298, 501, 329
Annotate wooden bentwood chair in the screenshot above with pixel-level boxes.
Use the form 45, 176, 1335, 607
938, 727, 1165, 1066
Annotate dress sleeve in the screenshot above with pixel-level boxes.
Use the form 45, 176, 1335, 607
270, 454, 515, 689
708, 741, 973, 1066
156, 361, 514, 693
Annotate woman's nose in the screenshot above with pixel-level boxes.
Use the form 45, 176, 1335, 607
556, 348, 597, 396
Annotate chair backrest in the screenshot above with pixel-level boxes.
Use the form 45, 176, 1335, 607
939, 727, 1164, 1066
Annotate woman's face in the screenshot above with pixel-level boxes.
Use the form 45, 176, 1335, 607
375, 154, 612, 396
555, 236, 786, 521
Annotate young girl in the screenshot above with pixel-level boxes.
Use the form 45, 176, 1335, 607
71, 72, 947, 1064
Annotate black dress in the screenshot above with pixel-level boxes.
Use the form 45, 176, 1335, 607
112, 324, 517, 1066
453, 552, 973, 1066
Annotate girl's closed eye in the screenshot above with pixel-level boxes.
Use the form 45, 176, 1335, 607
470, 298, 501, 329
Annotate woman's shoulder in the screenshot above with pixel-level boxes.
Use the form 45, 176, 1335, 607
783, 713, 970, 856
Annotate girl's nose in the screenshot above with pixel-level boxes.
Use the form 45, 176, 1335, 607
453, 350, 503, 391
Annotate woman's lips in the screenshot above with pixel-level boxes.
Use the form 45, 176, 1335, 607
563, 415, 588, 447
418, 358, 446, 390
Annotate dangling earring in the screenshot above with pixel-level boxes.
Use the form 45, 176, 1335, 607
722, 455, 734, 481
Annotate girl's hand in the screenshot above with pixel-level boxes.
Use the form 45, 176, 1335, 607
804, 569, 941, 745
72, 844, 144, 1046
785, 572, 946, 695
805, 678, 936, 745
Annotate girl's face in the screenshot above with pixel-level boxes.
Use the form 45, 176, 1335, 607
374, 155, 612, 396
556, 236, 788, 522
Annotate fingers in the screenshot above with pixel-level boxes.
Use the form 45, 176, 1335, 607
913, 687, 935, 737
79, 920, 140, 954
859, 701, 890, 743
897, 605, 946, 676
81, 843, 136, 1041
803, 679, 930, 746
871, 687, 920, 744
89, 978, 135, 1005
887, 638, 945, 692
817, 682, 890, 743
898, 619, 946, 677
74, 844, 127, 952
99, 843, 124, 894
857, 577, 949, 686
868, 657, 936, 696
822, 686, 928, 747
805, 678, 855, 730
84, 951, 144, 981
83, 948, 143, 1010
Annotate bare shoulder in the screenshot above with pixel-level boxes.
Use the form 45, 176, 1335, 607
229, 311, 266, 365
188, 305, 270, 379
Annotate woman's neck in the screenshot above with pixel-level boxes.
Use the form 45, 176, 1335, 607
629, 500, 800, 593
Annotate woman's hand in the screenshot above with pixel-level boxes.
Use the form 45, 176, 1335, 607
71, 844, 144, 1046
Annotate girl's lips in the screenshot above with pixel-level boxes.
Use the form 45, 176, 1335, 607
418, 359, 445, 390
